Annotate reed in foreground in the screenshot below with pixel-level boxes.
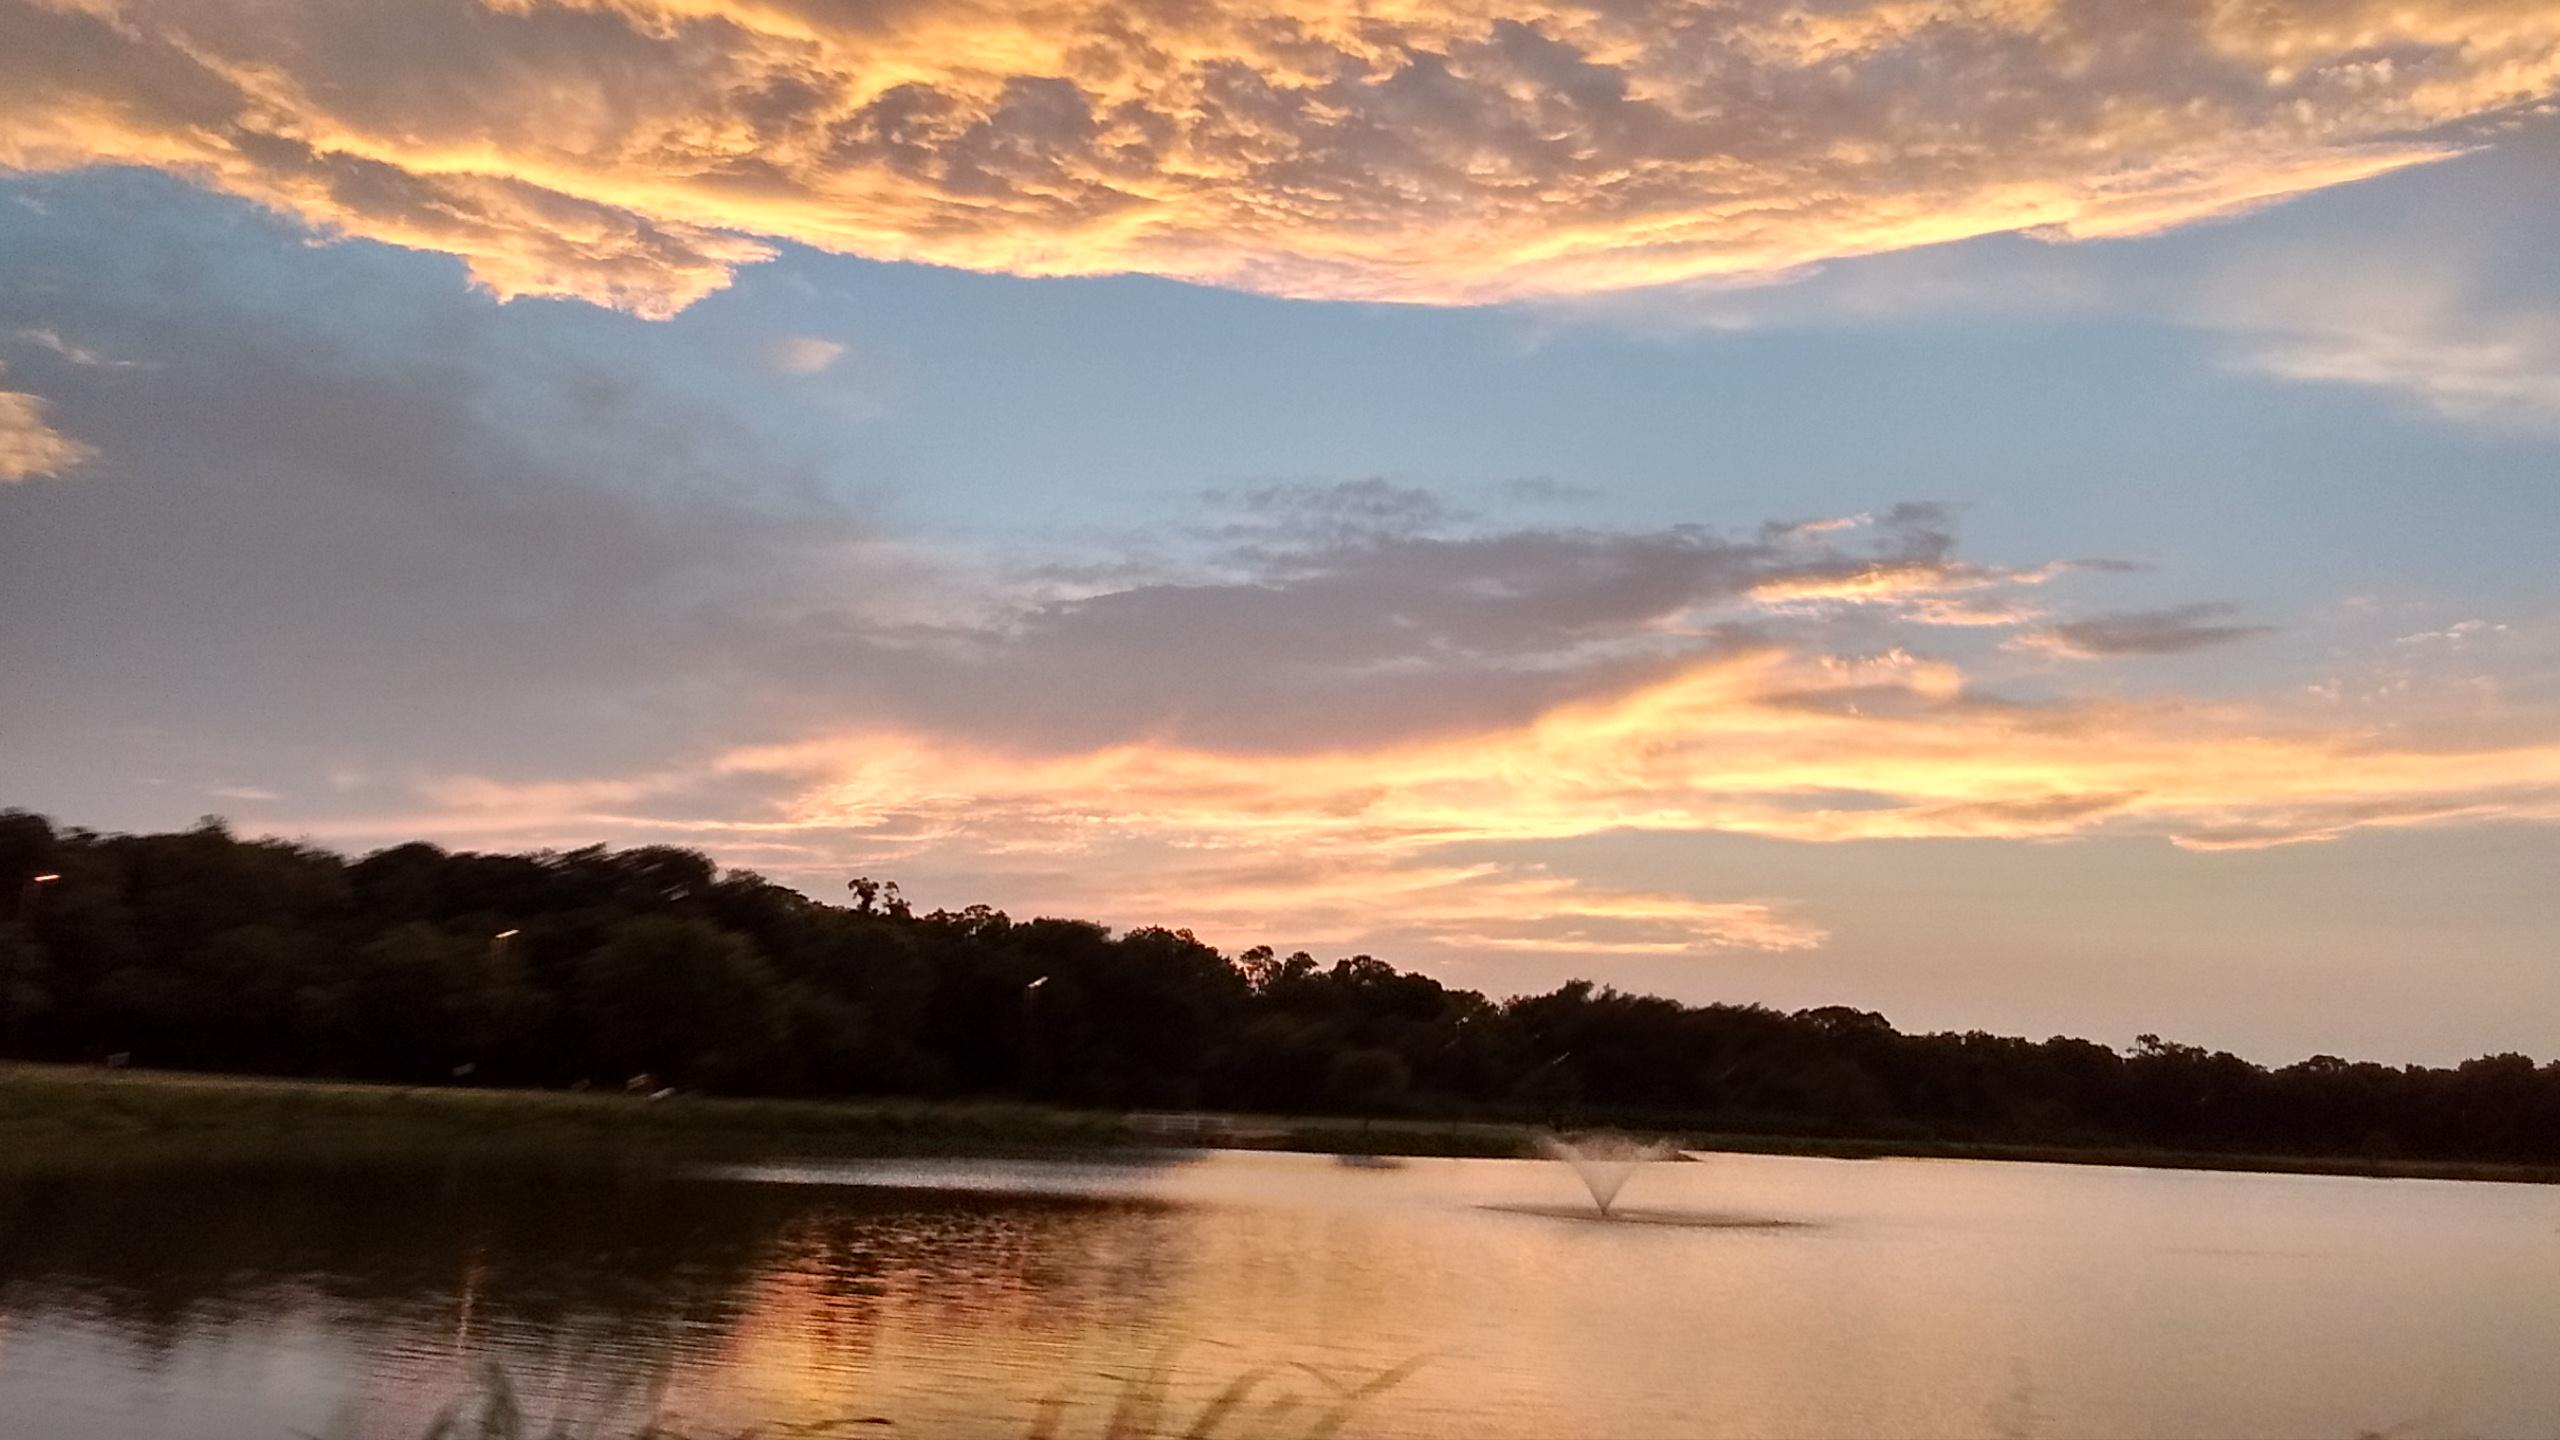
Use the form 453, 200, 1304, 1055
354, 1352, 1429, 1440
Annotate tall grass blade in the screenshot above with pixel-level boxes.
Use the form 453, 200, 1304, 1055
1099, 1341, 1184, 1440
1297, 1354, 1430, 1440
1178, 1366, 1271, 1439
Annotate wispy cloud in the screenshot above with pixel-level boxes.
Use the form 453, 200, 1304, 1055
12, 326, 148, 369
767, 335, 847, 376
2015, 604, 2275, 660
1521, 123, 2560, 433
6, 0, 2555, 314
2396, 619, 2511, 648
2245, 325, 2560, 427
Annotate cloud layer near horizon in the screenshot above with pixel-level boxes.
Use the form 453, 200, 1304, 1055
370, 629, 2560, 959
7, 0, 2559, 313
273, 473, 2559, 962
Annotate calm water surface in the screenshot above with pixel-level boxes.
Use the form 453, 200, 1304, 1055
0, 1149, 2554, 1438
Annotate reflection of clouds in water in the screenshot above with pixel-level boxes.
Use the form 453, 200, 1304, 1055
0, 1151, 2552, 1436
0, 1157, 1187, 1435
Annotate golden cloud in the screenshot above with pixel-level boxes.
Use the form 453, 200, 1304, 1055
720, 646, 2560, 851
371, 642, 2560, 958
6, 0, 2555, 313
0, 375, 95, 481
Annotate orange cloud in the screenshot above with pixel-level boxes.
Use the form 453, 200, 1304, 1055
1744, 554, 2085, 628
0, 372, 94, 481
717, 646, 2560, 851
367, 642, 2560, 958
6, 0, 2553, 313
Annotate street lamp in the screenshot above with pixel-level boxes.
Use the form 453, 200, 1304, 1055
15, 872, 59, 922
7, 874, 59, 1058
1021, 976, 1051, 1093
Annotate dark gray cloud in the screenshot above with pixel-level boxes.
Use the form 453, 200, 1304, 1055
2023, 604, 2275, 658
1197, 477, 1464, 551
707, 487, 2078, 755
704, 512, 1786, 754
0, 185, 873, 818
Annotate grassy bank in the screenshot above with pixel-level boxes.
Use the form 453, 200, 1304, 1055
4, 1064, 2552, 1183
0, 1063, 1131, 1170
1662, 1128, 2560, 1185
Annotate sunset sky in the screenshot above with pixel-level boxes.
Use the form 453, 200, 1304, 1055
3, 0, 2557, 1063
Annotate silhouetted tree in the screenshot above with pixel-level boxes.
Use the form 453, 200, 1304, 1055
1, 805, 2553, 1165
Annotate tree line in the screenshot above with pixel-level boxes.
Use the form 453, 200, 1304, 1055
3, 808, 2554, 1163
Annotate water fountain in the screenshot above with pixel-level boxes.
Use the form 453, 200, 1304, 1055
1535, 1131, 1676, 1219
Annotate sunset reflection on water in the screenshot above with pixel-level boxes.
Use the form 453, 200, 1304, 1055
0, 1151, 2555, 1438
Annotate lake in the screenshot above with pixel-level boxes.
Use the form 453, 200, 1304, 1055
0, 1148, 2553, 1438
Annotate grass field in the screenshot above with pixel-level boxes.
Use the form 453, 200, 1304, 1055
0, 1063, 1132, 1169
3, 1063, 2552, 1183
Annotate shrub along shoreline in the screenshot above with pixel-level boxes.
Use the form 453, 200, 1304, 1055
6, 1063, 2552, 1184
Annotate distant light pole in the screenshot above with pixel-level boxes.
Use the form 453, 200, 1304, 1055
457, 929, 523, 1083
1022, 976, 1050, 1094
1523, 1050, 1576, 1123
6, 874, 59, 1060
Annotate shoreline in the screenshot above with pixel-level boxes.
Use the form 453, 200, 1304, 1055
5, 1063, 2552, 1185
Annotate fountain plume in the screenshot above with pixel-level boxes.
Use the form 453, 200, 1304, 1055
1535, 1132, 1675, 1218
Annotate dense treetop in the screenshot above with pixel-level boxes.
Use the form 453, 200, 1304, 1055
2, 809, 2553, 1164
